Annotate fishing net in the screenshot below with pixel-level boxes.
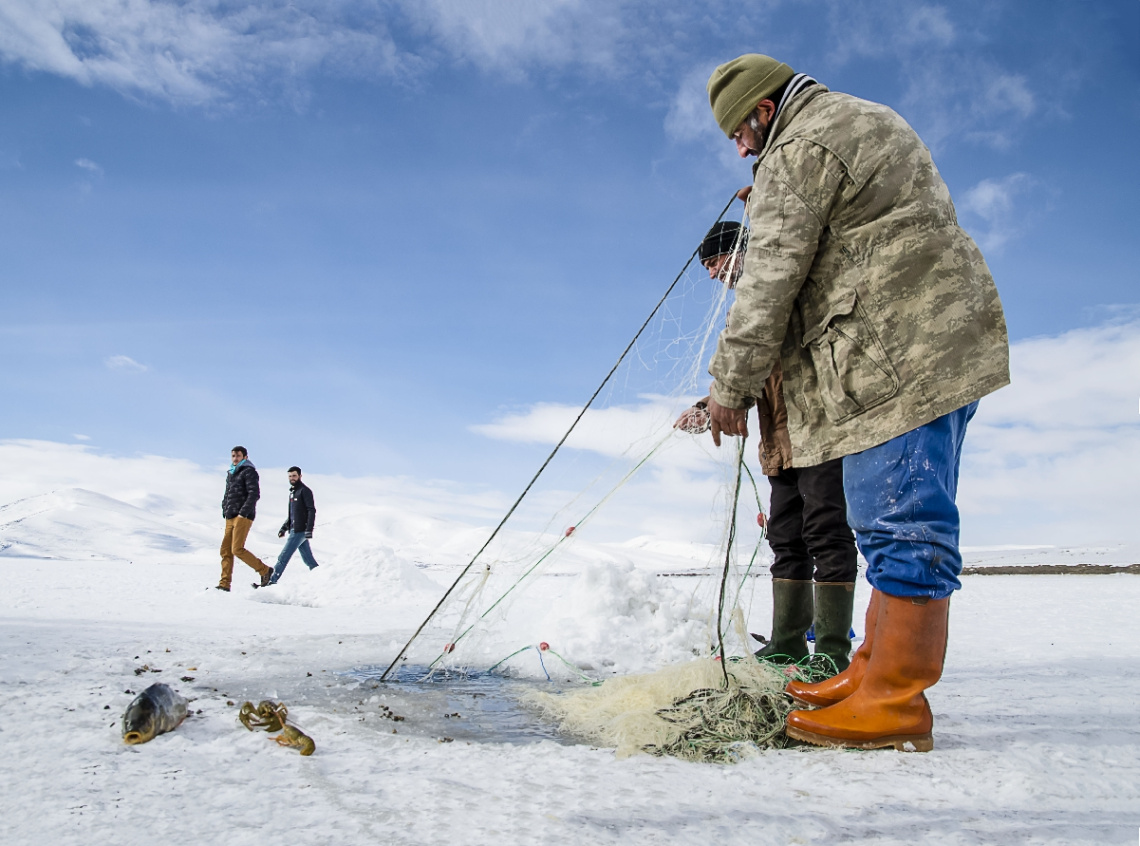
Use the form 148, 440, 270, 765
378, 208, 831, 760
526, 657, 835, 762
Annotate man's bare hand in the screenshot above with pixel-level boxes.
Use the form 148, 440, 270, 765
674, 405, 711, 434
674, 396, 711, 434
708, 397, 749, 447
736, 185, 752, 203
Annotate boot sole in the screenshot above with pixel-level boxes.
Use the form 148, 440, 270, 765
785, 723, 934, 752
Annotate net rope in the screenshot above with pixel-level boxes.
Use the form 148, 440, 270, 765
379, 192, 743, 681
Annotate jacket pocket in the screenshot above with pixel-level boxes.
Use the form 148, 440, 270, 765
801, 288, 899, 423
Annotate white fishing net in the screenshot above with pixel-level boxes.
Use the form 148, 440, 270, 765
524, 656, 800, 761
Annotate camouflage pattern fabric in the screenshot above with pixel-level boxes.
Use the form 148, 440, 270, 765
709, 85, 1010, 467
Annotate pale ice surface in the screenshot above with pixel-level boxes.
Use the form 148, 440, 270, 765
1, 486, 1139, 845
961, 543, 1140, 568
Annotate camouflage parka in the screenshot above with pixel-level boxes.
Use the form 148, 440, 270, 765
709, 85, 1010, 466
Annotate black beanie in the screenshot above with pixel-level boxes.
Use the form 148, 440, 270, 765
698, 221, 748, 262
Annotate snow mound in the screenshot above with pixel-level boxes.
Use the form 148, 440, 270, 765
254, 544, 442, 608
536, 561, 707, 676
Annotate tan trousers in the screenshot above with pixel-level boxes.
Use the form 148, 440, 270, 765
219, 516, 269, 589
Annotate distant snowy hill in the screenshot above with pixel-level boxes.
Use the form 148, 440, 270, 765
0, 488, 215, 562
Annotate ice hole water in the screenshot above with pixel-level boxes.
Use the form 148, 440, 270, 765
342, 664, 576, 745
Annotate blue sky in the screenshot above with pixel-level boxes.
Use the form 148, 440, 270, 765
1, 0, 1138, 504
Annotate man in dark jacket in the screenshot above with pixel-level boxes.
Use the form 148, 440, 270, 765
676, 222, 857, 672
218, 446, 273, 591
267, 466, 319, 585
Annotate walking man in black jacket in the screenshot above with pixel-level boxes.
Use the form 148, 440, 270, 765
218, 446, 273, 591
268, 466, 319, 585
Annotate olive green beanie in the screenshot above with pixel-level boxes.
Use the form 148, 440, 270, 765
707, 54, 795, 137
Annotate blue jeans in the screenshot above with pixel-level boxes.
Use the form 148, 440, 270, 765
842, 402, 978, 600
272, 532, 319, 582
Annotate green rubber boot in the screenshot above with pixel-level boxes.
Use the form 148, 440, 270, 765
754, 579, 813, 664
812, 582, 856, 674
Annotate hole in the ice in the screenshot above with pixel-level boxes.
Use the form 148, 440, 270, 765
341, 664, 574, 746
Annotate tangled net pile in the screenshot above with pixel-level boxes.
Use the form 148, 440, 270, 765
528, 655, 837, 763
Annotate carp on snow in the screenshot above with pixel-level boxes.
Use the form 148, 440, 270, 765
122, 683, 188, 745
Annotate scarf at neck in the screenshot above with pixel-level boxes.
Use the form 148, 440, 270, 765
771, 73, 818, 123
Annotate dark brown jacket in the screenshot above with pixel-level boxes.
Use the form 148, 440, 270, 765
756, 361, 793, 476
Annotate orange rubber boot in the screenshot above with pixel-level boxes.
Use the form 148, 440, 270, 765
784, 593, 949, 752
785, 588, 882, 707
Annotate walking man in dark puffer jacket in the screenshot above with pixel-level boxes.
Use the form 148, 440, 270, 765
267, 466, 319, 585
217, 446, 273, 591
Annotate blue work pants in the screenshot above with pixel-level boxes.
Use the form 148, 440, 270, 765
842, 402, 978, 600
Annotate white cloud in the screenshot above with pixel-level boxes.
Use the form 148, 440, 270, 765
472, 396, 681, 456
959, 317, 1140, 545
74, 157, 102, 176
898, 60, 1036, 152
0, 0, 1044, 170
982, 73, 1036, 120
468, 396, 748, 531
962, 173, 1028, 220
664, 63, 720, 145
463, 392, 758, 543
817, 1, 1038, 152
824, 2, 957, 64
403, 0, 624, 78
72, 433, 90, 441
0, 1, 791, 109
960, 172, 1036, 251
903, 5, 955, 46
0, 0, 696, 106
104, 354, 148, 372
0, 1, 409, 105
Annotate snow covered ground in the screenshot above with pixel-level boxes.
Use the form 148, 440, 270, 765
2, 481, 1139, 845
961, 543, 1140, 572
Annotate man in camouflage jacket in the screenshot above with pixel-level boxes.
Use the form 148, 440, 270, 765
704, 55, 1009, 752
